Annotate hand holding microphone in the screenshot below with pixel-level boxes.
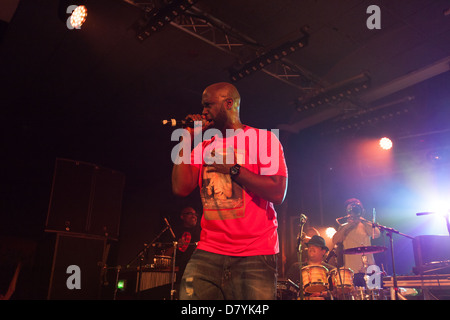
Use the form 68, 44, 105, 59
162, 114, 212, 130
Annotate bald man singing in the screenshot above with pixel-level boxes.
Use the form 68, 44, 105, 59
172, 82, 288, 300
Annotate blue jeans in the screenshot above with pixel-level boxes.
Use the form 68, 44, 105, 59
179, 249, 278, 300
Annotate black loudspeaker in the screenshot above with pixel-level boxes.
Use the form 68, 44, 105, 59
47, 233, 108, 300
45, 158, 125, 239
413, 235, 450, 274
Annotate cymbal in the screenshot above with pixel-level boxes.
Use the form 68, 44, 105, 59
343, 246, 387, 255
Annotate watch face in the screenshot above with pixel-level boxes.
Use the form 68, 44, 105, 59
231, 165, 240, 176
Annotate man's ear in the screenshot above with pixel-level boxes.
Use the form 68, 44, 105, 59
225, 98, 233, 110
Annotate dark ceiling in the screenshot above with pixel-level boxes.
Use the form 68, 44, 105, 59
3, 0, 450, 131
1, 0, 450, 276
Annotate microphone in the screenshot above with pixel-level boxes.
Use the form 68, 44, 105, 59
299, 214, 308, 225
162, 118, 210, 128
416, 211, 442, 216
164, 217, 176, 239
416, 212, 433, 216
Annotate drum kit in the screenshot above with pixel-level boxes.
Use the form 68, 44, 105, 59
293, 245, 390, 300
288, 209, 419, 300
111, 217, 197, 300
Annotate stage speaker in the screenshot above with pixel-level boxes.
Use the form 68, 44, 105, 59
45, 158, 125, 239
47, 233, 108, 300
413, 235, 450, 274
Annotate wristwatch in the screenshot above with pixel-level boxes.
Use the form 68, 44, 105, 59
230, 164, 241, 179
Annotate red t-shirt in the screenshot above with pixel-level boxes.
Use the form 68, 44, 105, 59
190, 126, 288, 256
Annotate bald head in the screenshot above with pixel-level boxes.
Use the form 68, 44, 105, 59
204, 82, 241, 110
202, 82, 243, 131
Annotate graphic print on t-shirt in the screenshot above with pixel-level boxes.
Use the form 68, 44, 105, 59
201, 147, 245, 220
178, 231, 191, 252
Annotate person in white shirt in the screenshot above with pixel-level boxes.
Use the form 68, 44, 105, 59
332, 198, 380, 287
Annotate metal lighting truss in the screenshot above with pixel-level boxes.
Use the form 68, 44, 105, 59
124, 0, 322, 93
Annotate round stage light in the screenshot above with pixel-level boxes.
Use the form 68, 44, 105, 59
379, 137, 393, 150
70, 5, 87, 29
325, 227, 336, 239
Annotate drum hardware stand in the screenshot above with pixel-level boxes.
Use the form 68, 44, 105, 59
322, 262, 344, 299
324, 248, 346, 298
336, 266, 346, 297
170, 241, 178, 300
98, 263, 123, 300
296, 214, 308, 300
363, 219, 414, 300
328, 262, 346, 299
333, 243, 347, 298
362, 254, 370, 286
126, 218, 176, 299
111, 265, 121, 300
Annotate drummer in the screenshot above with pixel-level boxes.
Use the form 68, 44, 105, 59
303, 235, 332, 299
157, 206, 201, 296
306, 235, 330, 265
286, 235, 331, 293
168, 206, 201, 277
332, 198, 380, 287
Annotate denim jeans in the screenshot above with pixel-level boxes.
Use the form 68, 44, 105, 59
179, 249, 278, 300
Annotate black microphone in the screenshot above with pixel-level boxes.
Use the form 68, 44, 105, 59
164, 217, 176, 239
162, 118, 210, 128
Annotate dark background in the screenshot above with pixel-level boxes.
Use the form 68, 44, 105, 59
1, 0, 450, 299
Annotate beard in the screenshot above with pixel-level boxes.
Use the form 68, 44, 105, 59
210, 107, 229, 130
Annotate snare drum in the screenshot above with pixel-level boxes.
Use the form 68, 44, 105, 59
301, 265, 329, 293
330, 268, 354, 293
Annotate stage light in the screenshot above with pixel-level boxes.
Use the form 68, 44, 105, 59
379, 137, 393, 150
416, 201, 450, 235
325, 227, 336, 239
69, 5, 87, 29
